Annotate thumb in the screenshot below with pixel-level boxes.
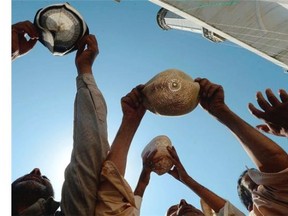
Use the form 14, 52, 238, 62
256, 125, 270, 133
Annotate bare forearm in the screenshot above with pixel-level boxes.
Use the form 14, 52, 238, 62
134, 169, 150, 197
182, 175, 226, 213
214, 106, 288, 172
106, 117, 141, 176
134, 181, 148, 197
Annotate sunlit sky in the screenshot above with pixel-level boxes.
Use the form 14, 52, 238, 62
10, 1, 288, 215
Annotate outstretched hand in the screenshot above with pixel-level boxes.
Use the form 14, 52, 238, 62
12, 21, 39, 60
75, 34, 99, 74
248, 88, 288, 137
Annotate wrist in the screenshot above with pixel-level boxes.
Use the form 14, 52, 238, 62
77, 65, 92, 75
210, 104, 231, 119
122, 115, 142, 127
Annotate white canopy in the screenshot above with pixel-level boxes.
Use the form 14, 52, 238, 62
150, 0, 288, 71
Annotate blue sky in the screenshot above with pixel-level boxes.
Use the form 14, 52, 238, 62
10, 1, 288, 215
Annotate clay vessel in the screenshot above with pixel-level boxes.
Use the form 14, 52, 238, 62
142, 69, 200, 116
141, 135, 173, 175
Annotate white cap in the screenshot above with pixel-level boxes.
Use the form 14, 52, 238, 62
34, 2, 89, 56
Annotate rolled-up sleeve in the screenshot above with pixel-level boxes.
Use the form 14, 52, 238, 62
95, 160, 141, 216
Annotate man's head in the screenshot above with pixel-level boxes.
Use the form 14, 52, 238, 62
166, 199, 204, 216
12, 168, 54, 215
237, 169, 258, 212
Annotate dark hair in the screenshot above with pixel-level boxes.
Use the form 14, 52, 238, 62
237, 170, 253, 211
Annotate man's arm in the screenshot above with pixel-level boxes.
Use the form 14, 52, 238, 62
195, 78, 288, 173
60, 35, 110, 216
134, 151, 156, 197
105, 85, 146, 175
167, 146, 227, 213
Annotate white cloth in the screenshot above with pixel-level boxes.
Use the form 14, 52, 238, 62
95, 160, 142, 216
248, 168, 288, 216
201, 199, 245, 216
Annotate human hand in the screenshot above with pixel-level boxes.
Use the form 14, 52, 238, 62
167, 146, 189, 183
140, 150, 158, 183
121, 85, 146, 123
248, 88, 288, 137
75, 34, 99, 74
134, 150, 157, 197
194, 78, 227, 116
12, 21, 39, 60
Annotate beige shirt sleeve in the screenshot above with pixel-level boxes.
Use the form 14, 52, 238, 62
95, 160, 142, 216
201, 199, 245, 216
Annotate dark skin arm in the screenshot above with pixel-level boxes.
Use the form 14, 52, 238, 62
195, 78, 288, 173
167, 146, 226, 213
248, 88, 288, 137
105, 85, 146, 175
100, 85, 147, 192
134, 150, 157, 197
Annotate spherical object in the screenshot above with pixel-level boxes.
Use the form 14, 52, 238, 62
141, 135, 173, 175
34, 3, 89, 56
142, 69, 200, 116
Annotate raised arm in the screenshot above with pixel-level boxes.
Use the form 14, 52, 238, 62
60, 34, 110, 216
167, 146, 226, 213
105, 85, 146, 176
195, 78, 288, 173
248, 88, 288, 137
134, 150, 156, 197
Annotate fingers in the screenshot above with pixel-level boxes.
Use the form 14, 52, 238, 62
256, 124, 284, 137
167, 146, 177, 159
256, 91, 271, 111
167, 146, 182, 168
23, 21, 39, 39
86, 35, 98, 54
122, 87, 143, 108
248, 103, 264, 119
144, 150, 157, 162
256, 125, 270, 133
143, 150, 157, 170
76, 34, 99, 58
22, 37, 38, 54
12, 21, 39, 57
195, 78, 222, 98
13, 20, 39, 39
265, 88, 280, 106
136, 84, 145, 92
279, 89, 288, 103
254, 89, 287, 111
